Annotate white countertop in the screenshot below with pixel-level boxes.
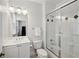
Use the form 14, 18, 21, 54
3, 36, 30, 47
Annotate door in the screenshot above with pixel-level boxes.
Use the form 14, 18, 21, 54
46, 12, 60, 57
19, 43, 30, 58
3, 45, 18, 58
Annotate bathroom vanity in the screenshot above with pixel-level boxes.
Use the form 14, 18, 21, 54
3, 36, 30, 58
2, 3, 29, 57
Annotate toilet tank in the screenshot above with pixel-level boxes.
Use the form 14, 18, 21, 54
33, 40, 42, 49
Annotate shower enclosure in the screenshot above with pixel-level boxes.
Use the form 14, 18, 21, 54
46, 0, 79, 58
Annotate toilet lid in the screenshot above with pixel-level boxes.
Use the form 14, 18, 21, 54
37, 49, 47, 56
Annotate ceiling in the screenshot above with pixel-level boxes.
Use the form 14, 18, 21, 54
28, 0, 64, 14
29, 0, 45, 4
29, 0, 63, 4
8, 0, 63, 4
45, 0, 64, 14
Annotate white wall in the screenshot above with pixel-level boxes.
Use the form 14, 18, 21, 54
0, 0, 8, 53
45, 0, 64, 14
0, 12, 2, 53
29, 0, 45, 4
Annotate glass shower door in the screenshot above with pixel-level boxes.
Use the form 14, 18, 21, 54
46, 12, 61, 57
46, 0, 79, 58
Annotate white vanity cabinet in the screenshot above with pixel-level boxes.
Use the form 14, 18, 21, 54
18, 43, 30, 58
3, 45, 18, 58
3, 43, 30, 58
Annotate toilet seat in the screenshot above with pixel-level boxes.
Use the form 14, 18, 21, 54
37, 49, 47, 57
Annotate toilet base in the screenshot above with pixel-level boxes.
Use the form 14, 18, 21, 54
37, 49, 48, 58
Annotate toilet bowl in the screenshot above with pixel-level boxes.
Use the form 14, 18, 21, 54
37, 49, 48, 58
32, 39, 48, 58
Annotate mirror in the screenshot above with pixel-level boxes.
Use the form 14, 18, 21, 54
10, 7, 28, 37
16, 16, 26, 36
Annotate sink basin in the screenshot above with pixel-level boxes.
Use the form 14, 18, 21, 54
3, 36, 30, 46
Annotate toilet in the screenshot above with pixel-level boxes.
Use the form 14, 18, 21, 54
32, 39, 48, 58
37, 49, 48, 58
32, 27, 48, 58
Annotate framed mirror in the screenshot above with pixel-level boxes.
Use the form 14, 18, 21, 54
10, 7, 28, 37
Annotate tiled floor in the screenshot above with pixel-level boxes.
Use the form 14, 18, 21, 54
31, 54, 37, 58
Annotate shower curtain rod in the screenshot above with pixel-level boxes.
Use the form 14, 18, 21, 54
46, 0, 77, 18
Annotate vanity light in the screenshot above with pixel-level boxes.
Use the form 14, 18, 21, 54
16, 8, 22, 14
22, 10, 28, 15
9, 7, 15, 13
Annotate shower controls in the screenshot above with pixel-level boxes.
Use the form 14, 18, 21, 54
47, 19, 49, 22
65, 17, 68, 20
51, 19, 53, 22
47, 19, 54, 22
74, 15, 78, 19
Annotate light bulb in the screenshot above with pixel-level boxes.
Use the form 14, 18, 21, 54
16, 8, 21, 14
22, 10, 28, 15
9, 7, 15, 13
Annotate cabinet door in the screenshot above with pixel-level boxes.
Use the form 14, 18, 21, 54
3, 45, 18, 58
19, 43, 30, 58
